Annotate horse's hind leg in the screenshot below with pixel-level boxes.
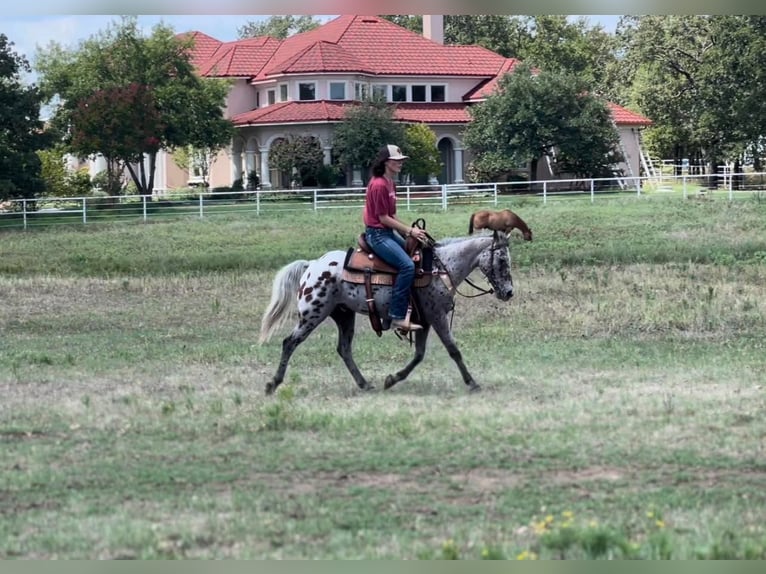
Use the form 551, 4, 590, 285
266, 315, 323, 395
430, 315, 481, 392
384, 326, 430, 390
330, 307, 373, 391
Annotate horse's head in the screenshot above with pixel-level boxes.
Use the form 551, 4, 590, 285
478, 231, 513, 301
521, 228, 533, 242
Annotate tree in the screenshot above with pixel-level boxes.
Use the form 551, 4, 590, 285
463, 63, 622, 182
268, 135, 324, 187
332, 97, 405, 182
510, 16, 619, 94
37, 145, 92, 197
614, 15, 766, 181
0, 34, 47, 200
402, 124, 441, 184
35, 16, 233, 196
238, 16, 321, 39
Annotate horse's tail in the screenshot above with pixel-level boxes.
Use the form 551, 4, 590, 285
468, 213, 476, 234
259, 259, 310, 344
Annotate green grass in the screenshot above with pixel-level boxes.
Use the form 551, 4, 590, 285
2, 195, 766, 558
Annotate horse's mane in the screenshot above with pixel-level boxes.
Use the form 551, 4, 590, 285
435, 233, 493, 247
434, 235, 476, 247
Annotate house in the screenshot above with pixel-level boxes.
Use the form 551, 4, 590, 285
152, 15, 652, 191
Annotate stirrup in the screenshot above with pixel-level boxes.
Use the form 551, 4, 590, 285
391, 307, 422, 332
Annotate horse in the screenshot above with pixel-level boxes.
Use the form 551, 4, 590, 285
259, 231, 514, 394
468, 209, 533, 241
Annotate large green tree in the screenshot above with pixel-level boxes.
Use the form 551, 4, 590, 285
463, 64, 622, 182
238, 16, 321, 39
269, 135, 324, 188
332, 97, 405, 182
616, 15, 766, 176
402, 123, 441, 184
35, 16, 233, 196
0, 34, 47, 200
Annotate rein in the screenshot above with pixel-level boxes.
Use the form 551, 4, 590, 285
432, 236, 497, 300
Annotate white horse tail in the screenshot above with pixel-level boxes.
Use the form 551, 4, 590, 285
259, 259, 310, 344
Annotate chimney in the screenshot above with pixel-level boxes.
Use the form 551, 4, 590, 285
423, 15, 444, 44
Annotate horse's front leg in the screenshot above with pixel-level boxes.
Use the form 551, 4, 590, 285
384, 326, 430, 390
430, 314, 481, 392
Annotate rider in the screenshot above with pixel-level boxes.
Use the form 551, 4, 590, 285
363, 144, 429, 332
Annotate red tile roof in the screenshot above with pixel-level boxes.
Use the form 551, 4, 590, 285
265, 41, 367, 75
608, 102, 652, 126
231, 101, 473, 126
232, 101, 350, 125
183, 15, 652, 128
393, 103, 471, 123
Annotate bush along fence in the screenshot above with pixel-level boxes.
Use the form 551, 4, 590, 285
2, 172, 766, 230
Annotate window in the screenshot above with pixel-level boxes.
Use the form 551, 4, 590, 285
256, 92, 260, 108
298, 82, 316, 101
354, 82, 368, 100
329, 82, 346, 100
430, 85, 446, 102
279, 84, 288, 102
392, 85, 407, 102
267, 89, 276, 105
412, 85, 427, 102
372, 84, 388, 100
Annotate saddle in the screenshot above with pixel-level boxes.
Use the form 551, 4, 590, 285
342, 219, 435, 336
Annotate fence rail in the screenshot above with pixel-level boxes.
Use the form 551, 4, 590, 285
3, 173, 766, 230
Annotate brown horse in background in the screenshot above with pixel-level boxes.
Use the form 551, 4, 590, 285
468, 209, 533, 241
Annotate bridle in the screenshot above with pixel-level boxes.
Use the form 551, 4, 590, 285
432, 235, 502, 299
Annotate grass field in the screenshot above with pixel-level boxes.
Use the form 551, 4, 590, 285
2, 194, 766, 559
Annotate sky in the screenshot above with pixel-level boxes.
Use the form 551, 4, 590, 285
3, 14, 623, 81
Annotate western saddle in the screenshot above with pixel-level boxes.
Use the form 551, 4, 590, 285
341, 222, 434, 336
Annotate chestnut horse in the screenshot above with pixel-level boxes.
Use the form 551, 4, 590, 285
468, 209, 533, 241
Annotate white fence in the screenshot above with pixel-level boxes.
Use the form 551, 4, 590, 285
2, 172, 766, 230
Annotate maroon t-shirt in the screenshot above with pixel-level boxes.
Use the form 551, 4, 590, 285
363, 176, 396, 228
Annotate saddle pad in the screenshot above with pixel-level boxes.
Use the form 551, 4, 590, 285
341, 269, 432, 288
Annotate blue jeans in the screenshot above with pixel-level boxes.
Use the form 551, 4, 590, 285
365, 226, 414, 320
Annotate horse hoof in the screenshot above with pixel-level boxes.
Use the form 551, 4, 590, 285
468, 383, 481, 393
384, 375, 397, 390
359, 382, 375, 392
265, 383, 275, 395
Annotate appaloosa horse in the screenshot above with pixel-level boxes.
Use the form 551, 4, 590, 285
259, 232, 513, 394
468, 209, 533, 241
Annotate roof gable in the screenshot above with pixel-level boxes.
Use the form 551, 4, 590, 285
264, 41, 368, 76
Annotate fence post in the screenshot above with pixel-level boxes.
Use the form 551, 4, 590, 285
406, 185, 411, 211
590, 179, 595, 203
82, 197, 87, 224
636, 177, 642, 197
543, 181, 547, 205
441, 184, 447, 210
256, 188, 261, 215
143, 195, 148, 222
683, 175, 687, 199
313, 189, 318, 212
199, 192, 204, 218
22, 198, 27, 230
493, 183, 498, 206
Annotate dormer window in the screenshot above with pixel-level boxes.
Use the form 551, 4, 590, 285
412, 85, 427, 102
354, 82, 368, 100
392, 85, 407, 102
279, 83, 289, 102
267, 89, 276, 105
298, 82, 316, 101
329, 82, 346, 100
372, 85, 387, 100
